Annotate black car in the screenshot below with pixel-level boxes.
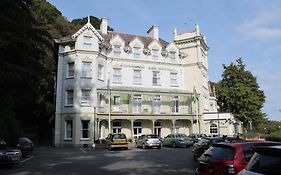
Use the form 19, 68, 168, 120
238, 145, 281, 175
192, 136, 244, 161
0, 139, 22, 166
16, 137, 34, 157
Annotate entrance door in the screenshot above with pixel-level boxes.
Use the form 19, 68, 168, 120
154, 122, 161, 137
133, 122, 142, 139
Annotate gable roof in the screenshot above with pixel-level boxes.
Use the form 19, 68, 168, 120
72, 22, 104, 41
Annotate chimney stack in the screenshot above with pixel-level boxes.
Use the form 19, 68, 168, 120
100, 18, 108, 34
147, 25, 159, 41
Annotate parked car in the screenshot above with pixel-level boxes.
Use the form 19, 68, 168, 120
16, 137, 34, 157
105, 133, 128, 151
136, 134, 162, 149
238, 145, 281, 175
189, 133, 208, 143
193, 136, 244, 161
196, 141, 281, 175
0, 139, 22, 166
162, 133, 193, 148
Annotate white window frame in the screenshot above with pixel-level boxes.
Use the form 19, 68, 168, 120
152, 71, 160, 86
113, 45, 121, 57
81, 62, 92, 78
172, 96, 179, 113
133, 122, 142, 138
112, 122, 122, 133
133, 95, 142, 113
113, 68, 122, 83
98, 64, 104, 80
210, 123, 218, 135
170, 73, 178, 86
67, 62, 74, 78
169, 51, 176, 62
81, 89, 91, 106
133, 47, 141, 58
65, 120, 73, 140
133, 69, 141, 84
66, 90, 74, 106
83, 36, 92, 46
81, 120, 90, 139
152, 49, 159, 60
153, 95, 161, 114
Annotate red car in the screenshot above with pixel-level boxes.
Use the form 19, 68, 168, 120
196, 140, 281, 175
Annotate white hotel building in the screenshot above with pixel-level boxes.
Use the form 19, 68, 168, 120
54, 18, 241, 147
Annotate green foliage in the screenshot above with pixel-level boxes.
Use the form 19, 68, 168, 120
217, 58, 266, 129
266, 130, 281, 142
71, 16, 114, 32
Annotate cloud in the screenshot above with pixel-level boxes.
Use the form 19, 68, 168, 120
236, 9, 281, 40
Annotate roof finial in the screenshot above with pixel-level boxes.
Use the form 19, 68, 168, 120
87, 15, 90, 24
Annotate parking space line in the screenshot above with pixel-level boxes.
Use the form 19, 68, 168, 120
80, 148, 86, 153
21, 155, 34, 163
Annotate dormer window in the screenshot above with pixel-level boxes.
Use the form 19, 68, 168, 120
133, 47, 141, 58
152, 49, 159, 60
113, 45, 121, 57
169, 51, 176, 62
83, 36, 92, 46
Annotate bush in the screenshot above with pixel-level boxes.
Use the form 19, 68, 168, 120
266, 130, 281, 142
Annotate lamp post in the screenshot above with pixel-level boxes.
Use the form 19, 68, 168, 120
217, 105, 220, 136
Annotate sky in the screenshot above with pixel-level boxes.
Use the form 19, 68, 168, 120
48, 0, 281, 121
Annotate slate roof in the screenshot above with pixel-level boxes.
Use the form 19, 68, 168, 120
98, 31, 169, 49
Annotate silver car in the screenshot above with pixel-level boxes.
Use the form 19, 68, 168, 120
162, 133, 193, 148
135, 134, 162, 149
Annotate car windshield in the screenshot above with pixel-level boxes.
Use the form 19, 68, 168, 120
113, 134, 126, 140
176, 134, 187, 138
203, 145, 235, 160
246, 152, 281, 175
147, 135, 159, 139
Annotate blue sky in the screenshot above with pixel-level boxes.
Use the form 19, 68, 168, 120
48, 0, 281, 121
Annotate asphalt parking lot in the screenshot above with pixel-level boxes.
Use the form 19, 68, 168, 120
0, 145, 198, 175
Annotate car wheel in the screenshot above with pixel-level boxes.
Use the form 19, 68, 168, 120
108, 146, 112, 151
158, 145, 161, 149
142, 143, 146, 149
172, 142, 176, 148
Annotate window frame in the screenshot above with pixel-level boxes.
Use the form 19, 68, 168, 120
113, 45, 121, 57
170, 72, 178, 86
113, 68, 122, 83
64, 120, 73, 140
152, 71, 160, 86
66, 89, 74, 106
81, 120, 90, 140
81, 89, 91, 106
98, 64, 104, 80
133, 69, 142, 84
81, 61, 92, 78
67, 62, 75, 78
172, 96, 179, 113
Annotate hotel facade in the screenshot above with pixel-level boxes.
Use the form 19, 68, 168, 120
54, 18, 241, 147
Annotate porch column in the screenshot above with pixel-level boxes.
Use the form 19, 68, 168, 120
130, 119, 134, 140
152, 119, 155, 134
172, 119, 175, 134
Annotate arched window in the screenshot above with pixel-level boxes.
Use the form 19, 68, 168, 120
210, 123, 218, 135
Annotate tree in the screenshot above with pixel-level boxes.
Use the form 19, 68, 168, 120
216, 58, 266, 129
